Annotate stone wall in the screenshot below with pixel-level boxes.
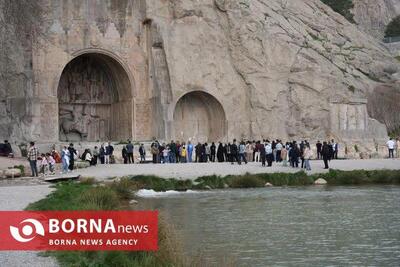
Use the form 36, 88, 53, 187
1, 0, 400, 157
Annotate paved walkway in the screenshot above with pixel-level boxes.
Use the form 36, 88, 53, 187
72, 159, 400, 180
0, 185, 57, 267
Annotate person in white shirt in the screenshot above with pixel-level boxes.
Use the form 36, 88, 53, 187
387, 138, 395, 158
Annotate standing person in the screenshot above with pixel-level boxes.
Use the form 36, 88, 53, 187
254, 141, 260, 162
195, 143, 201, 163
169, 140, 177, 163
332, 139, 338, 159
300, 141, 305, 169
122, 146, 128, 164
200, 143, 206, 162
139, 144, 146, 163
387, 138, 395, 158
180, 144, 187, 163
151, 142, 159, 163
92, 146, 99, 165
99, 144, 105, 164
230, 139, 239, 164
27, 141, 39, 177
327, 141, 334, 161
217, 142, 224, 162
176, 141, 181, 163
61, 146, 70, 174
68, 143, 77, 171
210, 142, 216, 162
39, 153, 48, 176
272, 140, 277, 162
245, 141, 253, 162
321, 141, 330, 169
226, 143, 232, 163
281, 145, 288, 167
397, 138, 400, 158
126, 140, 134, 164
238, 141, 248, 164
105, 142, 114, 164
187, 141, 194, 162
265, 141, 273, 167
259, 142, 266, 167
275, 140, 282, 162
162, 145, 169, 163
316, 141, 322, 159
289, 142, 299, 168
205, 143, 210, 162
47, 153, 56, 175
303, 145, 313, 171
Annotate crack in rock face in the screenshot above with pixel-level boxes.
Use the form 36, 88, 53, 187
0, 0, 399, 155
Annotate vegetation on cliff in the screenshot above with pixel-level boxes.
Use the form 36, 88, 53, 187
385, 15, 400, 38
321, 0, 355, 23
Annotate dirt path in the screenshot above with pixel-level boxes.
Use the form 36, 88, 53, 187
71, 158, 400, 180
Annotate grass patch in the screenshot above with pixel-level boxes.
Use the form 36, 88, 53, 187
26, 181, 186, 267
228, 173, 265, 188
126, 169, 400, 191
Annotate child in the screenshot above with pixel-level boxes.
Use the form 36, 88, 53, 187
163, 145, 170, 164
39, 153, 49, 176
46, 153, 56, 175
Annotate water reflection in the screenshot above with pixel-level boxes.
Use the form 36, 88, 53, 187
138, 186, 400, 266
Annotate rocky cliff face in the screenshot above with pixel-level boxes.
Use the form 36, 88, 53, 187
1, 0, 399, 155
353, 0, 400, 40
148, 0, 398, 145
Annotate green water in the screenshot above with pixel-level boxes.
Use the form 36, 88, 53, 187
138, 186, 400, 266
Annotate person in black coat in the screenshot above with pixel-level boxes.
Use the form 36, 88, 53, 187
289, 142, 299, 168
99, 145, 105, 164
321, 141, 330, 169
217, 142, 224, 162
316, 141, 322, 159
210, 142, 216, 162
230, 139, 239, 164
259, 142, 266, 167
68, 143, 77, 170
122, 146, 128, 164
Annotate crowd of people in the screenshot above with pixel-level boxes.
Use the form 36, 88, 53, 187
147, 139, 340, 170
22, 137, 400, 178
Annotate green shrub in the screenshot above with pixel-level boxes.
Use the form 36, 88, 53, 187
321, 0, 355, 23
228, 174, 265, 188
194, 175, 225, 189
79, 186, 120, 210
13, 165, 25, 176
110, 177, 136, 199
26, 182, 92, 211
385, 15, 400, 37
79, 176, 96, 185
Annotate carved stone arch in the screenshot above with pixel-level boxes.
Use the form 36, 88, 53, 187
57, 52, 133, 141
171, 91, 227, 143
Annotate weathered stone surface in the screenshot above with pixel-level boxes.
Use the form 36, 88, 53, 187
352, 0, 400, 40
314, 178, 327, 185
264, 182, 273, 187
1, 0, 399, 156
4, 168, 22, 178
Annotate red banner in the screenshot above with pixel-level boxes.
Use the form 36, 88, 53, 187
0, 211, 158, 251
